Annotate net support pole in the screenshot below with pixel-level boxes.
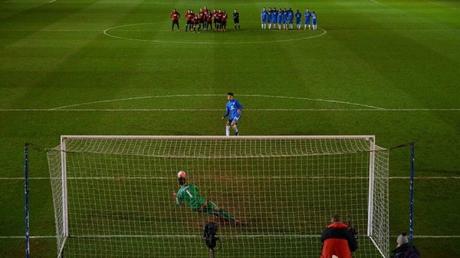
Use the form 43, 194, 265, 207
367, 136, 376, 237
60, 137, 69, 239
24, 143, 30, 258
408, 143, 415, 242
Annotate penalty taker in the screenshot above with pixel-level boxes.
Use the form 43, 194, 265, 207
222, 92, 243, 136
174, 170, 240, 224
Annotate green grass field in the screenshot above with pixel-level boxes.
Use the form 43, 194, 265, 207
1, 0, 460, 257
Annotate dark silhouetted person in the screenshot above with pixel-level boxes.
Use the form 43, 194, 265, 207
320, 215, 358, 258
391, 233, 420, 258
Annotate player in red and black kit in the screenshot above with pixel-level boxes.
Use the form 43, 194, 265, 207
206, 10, 213, 30
185, 10, 194, 32
212, 10, 217, 30
170, 9, 180, 31
192, 14, 200, 32
197, 9, 204, 31
215, 10, 223, 31
320, 215, 358, 258
184, 10, 189, 31
221, 11, 228, 32
174, 7, 230, 33
202, 7, 209, 30
212, 10, 218, 31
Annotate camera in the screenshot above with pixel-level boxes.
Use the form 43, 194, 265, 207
203, 221, 219, 250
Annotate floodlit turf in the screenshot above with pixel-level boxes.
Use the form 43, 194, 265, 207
0, 0, 459, 257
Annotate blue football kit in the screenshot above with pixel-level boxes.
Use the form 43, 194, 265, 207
224, 99, 243, 122
271, 11, 278, 23
305, 11, 311, 24
261, 10, 267, 23
288, 11, 294, 24
295, 12, 302, 24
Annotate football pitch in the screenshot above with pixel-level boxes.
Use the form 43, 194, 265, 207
1, 0, 460, 257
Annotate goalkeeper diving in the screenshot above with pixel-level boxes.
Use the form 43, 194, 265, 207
173, 170, 240, 224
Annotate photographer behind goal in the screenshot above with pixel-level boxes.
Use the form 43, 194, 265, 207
320, 215, 358, 258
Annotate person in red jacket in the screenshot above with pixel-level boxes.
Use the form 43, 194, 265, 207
320, 215, 358, 258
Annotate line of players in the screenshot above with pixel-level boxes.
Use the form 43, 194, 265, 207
170, 7, 240, 32
261, 8, 318, 30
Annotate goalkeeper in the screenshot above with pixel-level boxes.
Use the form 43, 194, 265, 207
173, 170, 239, 224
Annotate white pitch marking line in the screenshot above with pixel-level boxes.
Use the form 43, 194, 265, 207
1, 176, 459, 180
242, 94, 383, 110
0, 94, 458, 112
1, 234, 460, 239
103, 23, 328, 45
410, 235, 460, 238
388, 176, 460, 180
369, 0, 385, 6
0, 235, 56, 239
0, 235, 320, 239
50, 94, 383, 110
1, 108, 460, 112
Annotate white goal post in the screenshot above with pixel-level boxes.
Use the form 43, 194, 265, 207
47, 135, 389, 258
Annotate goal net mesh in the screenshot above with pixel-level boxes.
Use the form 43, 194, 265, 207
47, 136, 389, 258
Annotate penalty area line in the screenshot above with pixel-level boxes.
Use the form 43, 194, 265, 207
0, 108, 460, 112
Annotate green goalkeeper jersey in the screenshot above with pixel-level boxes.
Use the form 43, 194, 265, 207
176, 184, 206, 210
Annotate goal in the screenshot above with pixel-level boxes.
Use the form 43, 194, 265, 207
47, 135, 389, 258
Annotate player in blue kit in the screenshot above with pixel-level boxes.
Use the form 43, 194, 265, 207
282, 9, 288, 30
267, 8, 272, 30
277, 9, 283, 30
222, 92, 243, 136
295, 10, 302, 30
312, 11, 317, 30
269, 8, 277, 30
304, 9, 311, 30
287, 8, 294, 30
261, 8, 268, 29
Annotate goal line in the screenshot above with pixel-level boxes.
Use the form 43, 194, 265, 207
3, 234, 460, 239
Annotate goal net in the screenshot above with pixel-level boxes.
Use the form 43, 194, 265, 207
47, 135, 389, 258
